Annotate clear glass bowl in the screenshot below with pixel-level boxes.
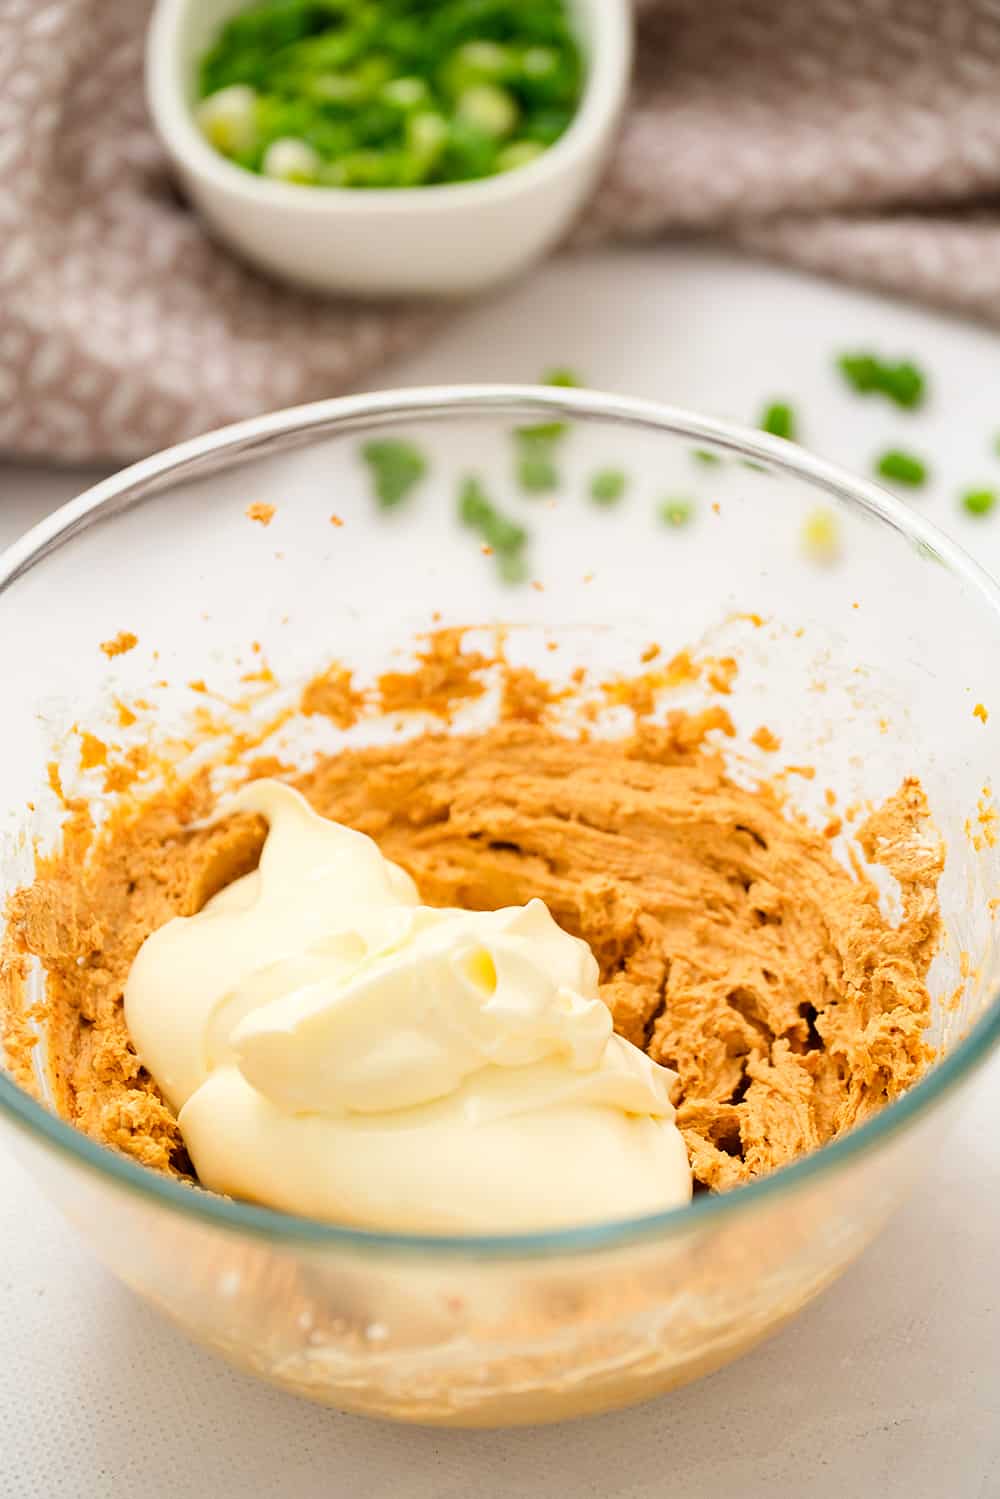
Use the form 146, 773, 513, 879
2, 386, 999, 1427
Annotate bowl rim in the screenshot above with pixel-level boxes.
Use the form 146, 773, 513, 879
145, 0, 632, 214
2, 382, 1000, 1260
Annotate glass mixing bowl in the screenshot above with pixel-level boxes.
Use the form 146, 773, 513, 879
1, 386, 999, 1427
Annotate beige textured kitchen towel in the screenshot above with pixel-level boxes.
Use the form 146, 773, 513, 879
2, 0, 1000, 463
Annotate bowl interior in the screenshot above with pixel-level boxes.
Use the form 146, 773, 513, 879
3, 389, 1000, 1247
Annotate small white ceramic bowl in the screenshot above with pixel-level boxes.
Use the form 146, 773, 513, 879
146, 0, 632, 298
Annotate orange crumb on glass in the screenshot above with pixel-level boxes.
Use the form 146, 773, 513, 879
78, 731, 108, 771
640, 643, 660, 664
114, 699, 137, 729
100, 630, 137, 658
751, 726, 781, 752
663, 649, 698, 687
823, 818, 842, 839
785, 764, 816, 779
329, 514, 344, 527
974, 702, 989, 723
246, 502, 275, 526
705, 656, 738, 695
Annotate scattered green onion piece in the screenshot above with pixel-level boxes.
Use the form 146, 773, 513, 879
517, 448, 559, 493
692, 448, 721, 466
760, 402, 797, 441
497, 550, 530, 585
837, 353, 880, 394
802, 508, 841, 563
589, 468, 627, 505
659, 499, 694, 528
485, 512, 528, 552
515, 369, 581, 445
876, 449, 927, 487
459, 476, 492, 529
838, 352, 926, 409
962, 488, 996, 517
517, 420, 566, 442
544, 367, 581, 388
362, 439, 427, 510
882, 361, 924, 408
458, 475, 530, 582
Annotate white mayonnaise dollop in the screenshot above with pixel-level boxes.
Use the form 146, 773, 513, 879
125, 781, 692, 1232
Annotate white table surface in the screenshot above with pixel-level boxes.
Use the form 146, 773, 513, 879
1, 248, 998, 1499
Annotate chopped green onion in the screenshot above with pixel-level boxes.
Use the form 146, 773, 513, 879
838, 353, 880, 393
456, 83, 519, 138
382, 76, 431, 111
659, 499, 694, 528
589, 468, 627, 505
876, 449, 927, 487
459, 475, 492, 529
760, 402, 797, 442
361, 439, 427, 510
196, 84, 259, 155
513, 368, 582, 445
838, 352, 926, 409
517, 420, 566, 442
261, 136, 321, 183
962, 488, 996, 517
196, 1, 583, 189
517, 448, 559, 493
496, 139, 546, 172
403, 110, 448, 180
802, 508, 840, 562
458, 475, 529, 582
497, 550, 530, 585
521, 47, 559, 79
457, 41, 513, 75
882, 362, 924, 408
543, 367, 581, 388
692, 448, 721, 466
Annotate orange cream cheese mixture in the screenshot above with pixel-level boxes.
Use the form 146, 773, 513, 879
0, 634, 943, 1201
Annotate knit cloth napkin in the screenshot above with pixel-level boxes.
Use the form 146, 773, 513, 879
2, 0, 999, 463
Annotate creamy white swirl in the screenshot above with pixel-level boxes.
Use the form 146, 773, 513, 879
125, 780, 692, 1232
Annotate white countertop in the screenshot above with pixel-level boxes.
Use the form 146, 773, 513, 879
1, 248, 998, 1499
